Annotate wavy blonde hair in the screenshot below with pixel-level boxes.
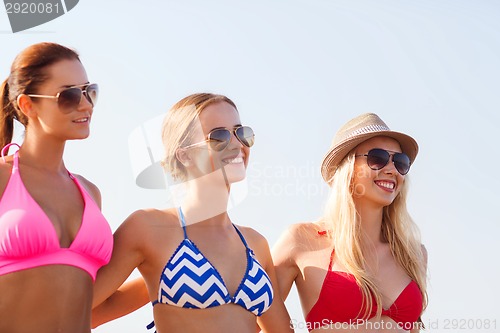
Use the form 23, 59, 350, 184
323, 151, 427, 319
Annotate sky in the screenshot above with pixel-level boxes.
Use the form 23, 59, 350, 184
1, 0, 500, 332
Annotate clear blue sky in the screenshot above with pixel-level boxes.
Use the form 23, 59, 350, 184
1, 1, 499, 332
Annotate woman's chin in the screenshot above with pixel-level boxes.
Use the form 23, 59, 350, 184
223, 164, 247, 183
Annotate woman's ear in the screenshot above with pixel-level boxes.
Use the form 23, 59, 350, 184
175, 148, 192, 167
16, 94, 36, 118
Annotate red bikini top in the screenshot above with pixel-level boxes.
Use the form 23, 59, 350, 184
305, 250, 423, 332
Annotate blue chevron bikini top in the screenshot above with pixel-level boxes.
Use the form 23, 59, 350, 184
153, 208, 274, 316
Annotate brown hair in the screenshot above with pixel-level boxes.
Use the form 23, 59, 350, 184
0, 42, 80, 148
161, 93, 237, 181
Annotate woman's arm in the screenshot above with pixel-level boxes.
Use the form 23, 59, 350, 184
271, 225, 301, 301
254, 234, 295, 333
92, 277, 149, 328
409, 245, 429, 333
92, 211, 149, 310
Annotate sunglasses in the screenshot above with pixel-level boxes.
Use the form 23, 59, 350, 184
183, 125, 255, 152
27, 83, 98, 113
355, 148, 411, 175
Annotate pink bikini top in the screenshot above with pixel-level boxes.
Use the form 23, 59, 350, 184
0, 145, 113, 281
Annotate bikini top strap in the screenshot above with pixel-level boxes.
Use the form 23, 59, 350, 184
1, 143, 20, 163
177, 207, 188, 239
329, 249, 335, 271
232, 224, 249, 249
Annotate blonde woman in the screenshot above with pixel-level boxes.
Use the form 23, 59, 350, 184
92, 93, 293, 333
273, 113, 427, 333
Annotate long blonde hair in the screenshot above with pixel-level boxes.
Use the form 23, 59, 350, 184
323, 151, 427, 319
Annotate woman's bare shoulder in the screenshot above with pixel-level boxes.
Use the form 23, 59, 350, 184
113, 207, 181, 249
123, 207, 179, 228
72, 174, 102, 206
274, 221, 332, 260
282, 221, 329, 243
230, 224, 269, 254
0, 158, 13, 198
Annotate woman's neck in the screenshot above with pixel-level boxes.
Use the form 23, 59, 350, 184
355, 202, 385, 245
18, 135, 66, 174
179, 171, 232, 227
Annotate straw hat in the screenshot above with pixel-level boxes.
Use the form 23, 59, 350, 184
320, 113, 418, 184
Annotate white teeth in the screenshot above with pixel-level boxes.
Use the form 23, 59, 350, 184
376, 181, 395, 189
224, 157, 243, 164
73, 118, 88, 123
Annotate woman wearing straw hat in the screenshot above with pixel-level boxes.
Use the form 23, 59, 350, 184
273, 113, 427, 332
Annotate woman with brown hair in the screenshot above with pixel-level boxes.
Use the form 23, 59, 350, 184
0, 42, 112, 333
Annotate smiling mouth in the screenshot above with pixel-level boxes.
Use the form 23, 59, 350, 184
223, 156, 244, 164
374, 180, 395, 190
73, 117, 89, 123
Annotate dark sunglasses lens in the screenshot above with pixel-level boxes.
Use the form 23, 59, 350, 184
85, 84, 99, 106
58, 87, 82, 111
366, 149, 390, 170
208, 129, 231, 151
393, 153, 411, 175
235, 126, 255, 148
58, 84, 98, 112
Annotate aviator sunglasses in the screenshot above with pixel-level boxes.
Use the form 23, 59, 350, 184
183, 125, 255, 152
27, 83, 98, 113
355, 148, 411, 175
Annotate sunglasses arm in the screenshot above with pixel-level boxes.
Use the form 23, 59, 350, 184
182, 141, 209, 149
26, 94, 58, 99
